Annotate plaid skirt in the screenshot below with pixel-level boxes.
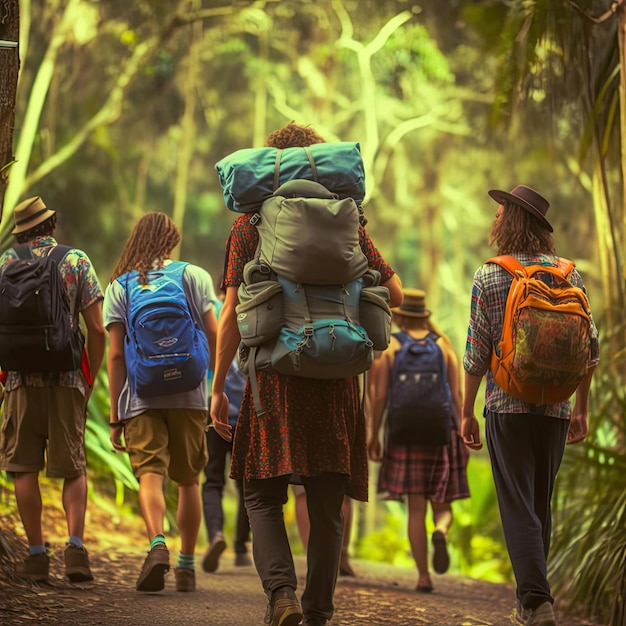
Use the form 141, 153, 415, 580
377, 428, 470, 503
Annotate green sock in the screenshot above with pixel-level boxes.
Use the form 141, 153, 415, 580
150, 534, 166, 550
177, 552, 195, 570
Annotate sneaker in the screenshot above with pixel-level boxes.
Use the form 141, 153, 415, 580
136, 544, 170, 592
174, 567, 196, 592
514, 601, 556, 626
432, 530, 450, 574
202, 534, 226, 573
339, 549, 355, 577
264, 588, 303, 626
235, 552, 253, 567
15, 552, 50, 582
64, 544, 94, 582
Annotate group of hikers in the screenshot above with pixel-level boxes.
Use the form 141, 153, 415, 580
0, 121, 598, 626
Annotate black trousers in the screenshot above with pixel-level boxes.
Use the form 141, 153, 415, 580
202, 427, 250, 553
244, 472, 346, 620
485, 411, 568, 611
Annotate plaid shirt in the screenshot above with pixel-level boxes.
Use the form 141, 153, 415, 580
463, 253, 599, 418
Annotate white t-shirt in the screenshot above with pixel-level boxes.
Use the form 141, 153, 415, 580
102, 261, 217, 420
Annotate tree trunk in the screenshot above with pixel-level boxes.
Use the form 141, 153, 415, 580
0, 0, 20, 224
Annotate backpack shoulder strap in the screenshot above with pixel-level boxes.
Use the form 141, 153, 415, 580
392, 330, 411, 346
486, 255, 526, 278
161, 260, 189, 280
48, 244, 71, 265
556, 257, 575, 277
14, 244, 33, 260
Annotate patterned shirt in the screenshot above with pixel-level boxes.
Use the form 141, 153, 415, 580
0, 236, 104, 395
463, 253, 599, 418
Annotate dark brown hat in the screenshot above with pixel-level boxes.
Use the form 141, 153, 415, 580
392, 289, 431, 319
488, 185, 553, 232
12, 196, 56, 235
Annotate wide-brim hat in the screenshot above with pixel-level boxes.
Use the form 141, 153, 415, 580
488, 184, 553, 232
12, 196, 56, 234
392, 288, 431, 319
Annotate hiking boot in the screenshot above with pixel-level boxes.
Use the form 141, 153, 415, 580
15, 552, 50, 582
302, 618, 328, 626
339, 549, 355, 577
136, 544, 170, 592
235, 551, 253, 567
202, 534, 226, 573
432, 530, 450, 574
174, 567, 196, 592
514, 601, 556, 626
64, 544, 94, 582
264, 588, 303, 626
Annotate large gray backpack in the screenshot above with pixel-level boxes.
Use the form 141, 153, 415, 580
235, 179, 392, 415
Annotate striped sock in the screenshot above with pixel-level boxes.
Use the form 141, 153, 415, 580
177, 552, 195, 570
150, 534, 167, 550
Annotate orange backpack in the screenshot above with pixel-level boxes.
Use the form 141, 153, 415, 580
488, 255, 593, 405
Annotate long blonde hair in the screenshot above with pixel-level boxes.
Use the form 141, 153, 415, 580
110, 212, 181, 285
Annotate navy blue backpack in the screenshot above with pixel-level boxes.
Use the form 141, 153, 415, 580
120, 261, 209, 398
386, 331, 453, 446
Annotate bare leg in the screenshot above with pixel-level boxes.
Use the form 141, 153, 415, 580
178, 482, 202, 555
138, 473, 166, 540
62, 475, 88, 540
295, 491, 310, 550
14, 472, 43, 547
341, 497, 352, 550
432, 502, 453, 535
407, 494, 431, 589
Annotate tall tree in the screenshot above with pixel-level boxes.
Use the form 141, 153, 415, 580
0, 0, 19, 221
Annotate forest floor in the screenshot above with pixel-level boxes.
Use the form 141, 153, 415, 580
0, 482, 605, 626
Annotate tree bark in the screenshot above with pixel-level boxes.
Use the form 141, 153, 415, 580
0, 0, 19, 224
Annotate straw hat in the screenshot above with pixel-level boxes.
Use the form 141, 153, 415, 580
392, 289, 431, 318
12, 196, 56, 235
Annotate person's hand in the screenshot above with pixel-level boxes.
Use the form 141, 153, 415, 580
109, 422, 126, 452
461, 413, 483, 450
567, 411, 588, 445
210, 392, 233, 442
367, 437, 382, 462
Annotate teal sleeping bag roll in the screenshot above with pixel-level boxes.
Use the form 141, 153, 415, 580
215, 142, 366, 213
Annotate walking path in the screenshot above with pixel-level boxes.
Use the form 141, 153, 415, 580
0, 546, 601, 626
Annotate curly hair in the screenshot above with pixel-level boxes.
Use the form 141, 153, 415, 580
15, 214, 56, 244
265, 121, 325, 148
110, 212, 181, 284
490, 201, 555, 255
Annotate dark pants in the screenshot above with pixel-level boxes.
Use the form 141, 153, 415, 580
485, 411, 568, 611
202, 427, 250, 553
244, 472, 346, 620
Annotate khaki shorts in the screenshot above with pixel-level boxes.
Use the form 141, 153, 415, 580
0, 386, 87, 478
123, 408, 208, 484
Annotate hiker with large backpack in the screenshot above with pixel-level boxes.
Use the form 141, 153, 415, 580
461, 185, 599, 626
367, 289, 470, 594
0, 196, 106, 584
103, 212, 218, 594
210, 122, 403, 626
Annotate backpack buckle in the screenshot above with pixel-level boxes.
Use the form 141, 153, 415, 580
249, 212, 261, 226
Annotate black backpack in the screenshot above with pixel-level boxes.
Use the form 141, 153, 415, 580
386, 331, 453, 446
0, 245, 84, 373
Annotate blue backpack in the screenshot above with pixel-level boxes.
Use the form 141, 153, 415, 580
120, 261, 209, 398
387, 331, 453, 446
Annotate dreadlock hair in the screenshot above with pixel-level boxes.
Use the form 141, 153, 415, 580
265, 120, 325, 148
15, 214, 56, 244
490, 200, 555, 256
110, 212, 181, 285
